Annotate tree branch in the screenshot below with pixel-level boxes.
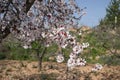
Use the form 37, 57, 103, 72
1, 0, 43, 42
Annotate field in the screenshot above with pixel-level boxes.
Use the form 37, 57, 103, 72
0, 60, 120, 80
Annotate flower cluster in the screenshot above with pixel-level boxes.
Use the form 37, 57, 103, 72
40, 26, 89, 69
56, 53, 64, 63
41, 26, 76, 48
45, 26, 89, 69
76, 58, 86, 66
61, 34, 88, 68
67, 41, 89, 69
20, 23, 89, 69
67, 57, 86, 69
92, 63, 103, 71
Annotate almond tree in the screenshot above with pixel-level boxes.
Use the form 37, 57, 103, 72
0, 0, 87, 70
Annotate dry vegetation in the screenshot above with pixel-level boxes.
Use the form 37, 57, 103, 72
0, 60, 120, 80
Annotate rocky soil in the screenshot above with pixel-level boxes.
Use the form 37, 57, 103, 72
0, 60, 120, 80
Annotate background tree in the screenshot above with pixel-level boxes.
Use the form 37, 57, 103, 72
95, 0, 120, 55
102, 0, 120, 28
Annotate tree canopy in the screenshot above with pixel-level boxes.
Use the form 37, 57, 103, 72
0, 0, 85, 43
100, 0, 120, 28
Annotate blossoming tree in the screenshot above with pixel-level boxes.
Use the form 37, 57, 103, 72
0, 0, 89, 70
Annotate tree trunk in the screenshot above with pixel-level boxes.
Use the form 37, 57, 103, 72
0, 43, 3, 52
37, 47, 47, 71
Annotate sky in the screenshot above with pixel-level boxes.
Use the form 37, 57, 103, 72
76, 0, 111, 27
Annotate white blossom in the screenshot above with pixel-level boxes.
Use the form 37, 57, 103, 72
67, 58, 76, 68
61, 43, 68, 48
23, 45, 29, 49
56, 54, 64, 63
49, 0, 52, 3
73, 44, 83, 54
82, 42, 89, 48
92, 63, 103, 71
41, 32, 46, 38
76, 58, 86, 66
69, 53, 77, 59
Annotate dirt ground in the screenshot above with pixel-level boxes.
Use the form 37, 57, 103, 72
0, 60, 120, 80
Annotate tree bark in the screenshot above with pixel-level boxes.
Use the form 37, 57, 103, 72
37, 47, 47, 71
26, 0, 36, 13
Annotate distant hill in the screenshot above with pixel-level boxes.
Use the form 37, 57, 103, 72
68, 26, 91, 32
80, 26, 91, 32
